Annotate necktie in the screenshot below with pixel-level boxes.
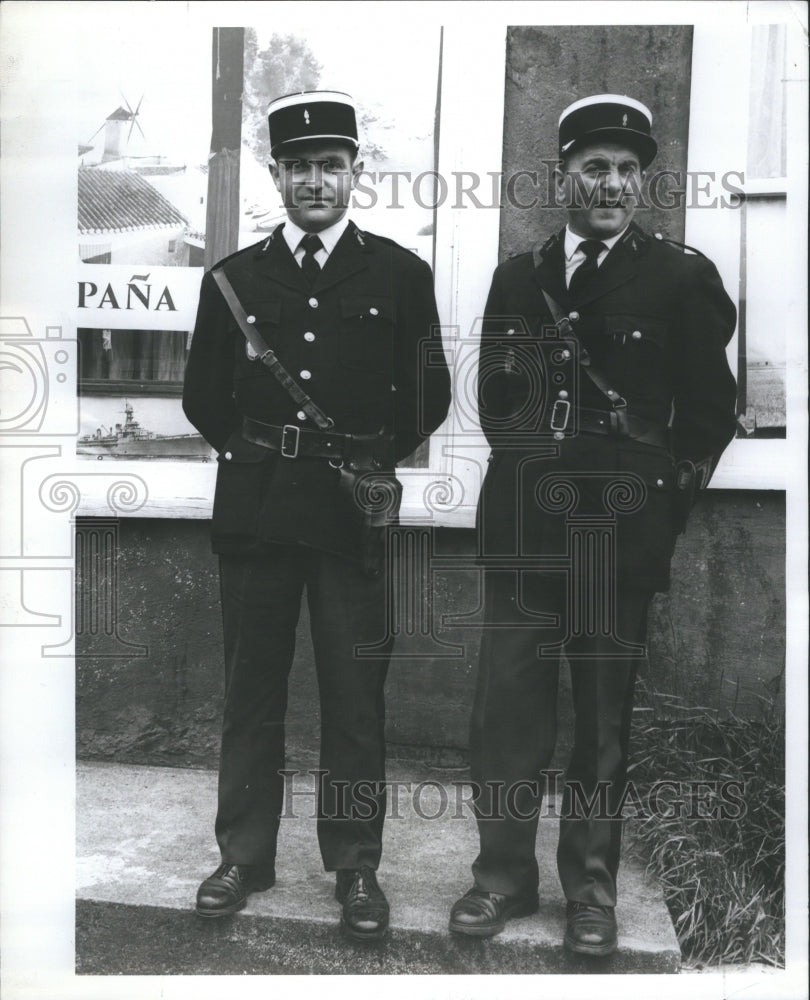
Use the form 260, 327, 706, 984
568, 239, 606, 300
300, 233, 323, 286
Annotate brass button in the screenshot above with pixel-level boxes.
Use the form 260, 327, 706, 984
561, 349, 571, 360
568, 311, 580, 322
369, 307, 379, 316
246, 315, 256, 324
655, 232, 663, 240
300, 370, 312, 380
223, 451, 232, 461
308, 297, 319, 308
553, 431, 565, 441
506, 327, 516, 336
656, 478, 664, 487
632, 330, 642, 340
304, 332, 315, 342
297, 411, 306, 421
558, 390, 569, 399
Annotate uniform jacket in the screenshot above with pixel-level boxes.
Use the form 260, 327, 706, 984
183, 221, 451, 561
477, 223, 738, 591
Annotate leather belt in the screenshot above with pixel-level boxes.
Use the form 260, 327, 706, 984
560, 407, 670, 449
242, 417, 388, 466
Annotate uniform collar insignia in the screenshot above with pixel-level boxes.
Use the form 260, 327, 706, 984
347, 219, 372, 253
619, 225, 650, 256
533, 230, 563, 268
259, 223, 285, 254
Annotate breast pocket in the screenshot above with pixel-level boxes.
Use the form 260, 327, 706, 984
603, 314, 672, 391
339, 296, 395, 372
233, 300, 282, 375
604, 315, 668, 356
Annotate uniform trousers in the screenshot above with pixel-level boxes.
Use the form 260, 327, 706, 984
470, 569, 652, 906
216, 544, 393, 873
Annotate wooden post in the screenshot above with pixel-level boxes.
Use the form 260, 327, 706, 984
204, 27, 245, 271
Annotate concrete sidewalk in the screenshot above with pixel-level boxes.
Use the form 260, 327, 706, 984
76, 760, 680, 975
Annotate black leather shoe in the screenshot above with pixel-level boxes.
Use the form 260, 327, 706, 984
563, 901, 617, 956
335, 866, 390, 941
449, 886, 539, 937
195, 862, 276, 918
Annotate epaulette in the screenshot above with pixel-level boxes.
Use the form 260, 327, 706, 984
211, 237, 266, 270
652, 232, 706, 257
354, 225, 420, 257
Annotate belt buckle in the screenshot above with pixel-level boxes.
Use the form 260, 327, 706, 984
280, 424, 300, 458
550, 399, 571, 432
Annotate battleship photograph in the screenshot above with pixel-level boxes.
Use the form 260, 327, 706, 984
77, 400, 212, 461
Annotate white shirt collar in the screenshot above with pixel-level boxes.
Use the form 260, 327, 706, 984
564, 224, 628, 261
282, 215, 351, 258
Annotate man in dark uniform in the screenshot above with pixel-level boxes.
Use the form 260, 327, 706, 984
449, 95, 737, 955
183, 91, 450, 940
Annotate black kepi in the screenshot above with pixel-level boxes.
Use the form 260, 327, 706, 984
267, 90, 359, 158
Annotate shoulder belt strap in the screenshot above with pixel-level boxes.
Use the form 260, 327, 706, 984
212, 266, 334, 431
540, 288, 629, 420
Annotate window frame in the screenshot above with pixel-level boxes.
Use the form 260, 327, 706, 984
685, 19, 802, 491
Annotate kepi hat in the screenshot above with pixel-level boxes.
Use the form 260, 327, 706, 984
558, 94, 657, 168
268, 90, 359, 158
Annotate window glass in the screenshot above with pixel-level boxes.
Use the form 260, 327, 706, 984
239, 25, 442, 266
746, 24, 787, 181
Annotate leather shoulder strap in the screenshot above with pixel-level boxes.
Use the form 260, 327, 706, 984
212, 265, 334, 430
540, 288, 628, 414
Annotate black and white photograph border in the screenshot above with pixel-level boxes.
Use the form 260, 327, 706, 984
0, 2, 807, 1000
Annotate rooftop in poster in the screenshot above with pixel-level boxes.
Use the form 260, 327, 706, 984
78, 167, 188, 235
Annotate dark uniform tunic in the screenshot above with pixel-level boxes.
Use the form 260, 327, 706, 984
470, 223, 737, 904
183, 221, 450, 872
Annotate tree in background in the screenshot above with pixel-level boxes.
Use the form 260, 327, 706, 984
242, 30, 322, 165
242, 29, 388, 165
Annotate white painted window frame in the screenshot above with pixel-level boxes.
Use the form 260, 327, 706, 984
686, 19, 805, 492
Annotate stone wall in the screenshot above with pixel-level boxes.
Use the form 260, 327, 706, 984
499, 25, 694, 259
76, 494, 785, 769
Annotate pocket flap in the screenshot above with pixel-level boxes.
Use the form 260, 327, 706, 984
619, 443, 676, 491
604, 315, 667, 346
340, 296, 396, 322
217, 430, 272, 464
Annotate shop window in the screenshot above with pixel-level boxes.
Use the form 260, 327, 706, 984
78, 327, 189, 395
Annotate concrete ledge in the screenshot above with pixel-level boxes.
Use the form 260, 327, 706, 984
76, 761, 680, 975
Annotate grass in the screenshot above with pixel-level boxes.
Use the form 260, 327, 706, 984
625, 684, 785, 968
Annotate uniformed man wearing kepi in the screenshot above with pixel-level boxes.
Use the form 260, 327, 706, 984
184, 91, 450, 940
449, 94, 737, 955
